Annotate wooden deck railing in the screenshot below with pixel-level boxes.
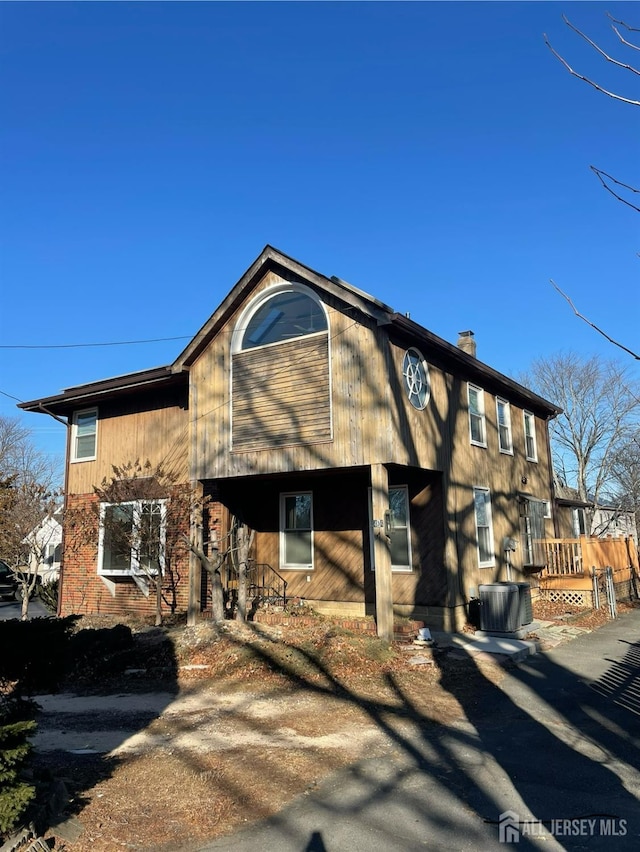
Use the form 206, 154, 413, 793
541, 539, 583, 575
539, 536, 639, 576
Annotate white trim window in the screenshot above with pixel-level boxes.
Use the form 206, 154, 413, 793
71, 408, 98, 462
473, 487, 495, 568
496, 398, 513, 454
468, 384, 486, 447
280, 492, 313, 569
402, 349, 430, 410
572, 507, 587, 538
523, 411, 538, 462
231, 283, 329, 354
98, 499, 166, 576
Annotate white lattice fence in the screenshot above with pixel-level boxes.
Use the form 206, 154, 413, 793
539, 589, 595, 608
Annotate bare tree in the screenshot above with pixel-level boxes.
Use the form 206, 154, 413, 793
544, 15, 639, 358
522, 353, 640, 531
234, 521, 255, 624
70, 460, 249, 626
609, 428, 640, 534
0, 415, 60, 618
550, 280, 639, 362
545, 13, 640, 211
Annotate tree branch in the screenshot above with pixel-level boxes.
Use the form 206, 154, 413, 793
562, 14, 640, 76
607, 13, 640, 34
611, 24, 640, 53
550, 279, 640, 360
590, 165, 640, 213
543, 32, 640, 106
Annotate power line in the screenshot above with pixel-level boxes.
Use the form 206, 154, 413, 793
0, 335, 193, 350
0, 389, 24, 403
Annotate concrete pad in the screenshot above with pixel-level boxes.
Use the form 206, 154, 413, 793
446, 633, 537, 662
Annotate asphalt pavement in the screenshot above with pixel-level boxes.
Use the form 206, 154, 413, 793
0, 594, 50, 620
197, 609, 640, 852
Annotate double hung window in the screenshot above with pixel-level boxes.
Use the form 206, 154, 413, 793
71, 408, 97, 462
280, 493, 313, 568
473, 487, 494, 567
523, 411, 538, 462
496, 398, 513, 454
468, 385, 486, 447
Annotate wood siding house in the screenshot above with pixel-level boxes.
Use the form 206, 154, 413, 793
20, 246, 560, 633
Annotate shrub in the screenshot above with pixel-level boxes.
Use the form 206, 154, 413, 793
0, 696, 36, 837
38, 578, 59, 613
0, 616, 78, 695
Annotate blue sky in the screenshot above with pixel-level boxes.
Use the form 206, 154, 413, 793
1, 1, 638, 476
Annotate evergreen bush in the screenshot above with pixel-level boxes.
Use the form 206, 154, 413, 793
0, 696, 36, 837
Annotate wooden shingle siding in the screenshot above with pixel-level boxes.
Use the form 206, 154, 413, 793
232, 334, 331, 450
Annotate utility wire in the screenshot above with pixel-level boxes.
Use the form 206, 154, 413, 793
0, 389, 24, 403
0, 335, 193, 350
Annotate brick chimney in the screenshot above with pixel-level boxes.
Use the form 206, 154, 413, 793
457, 330, 476, 358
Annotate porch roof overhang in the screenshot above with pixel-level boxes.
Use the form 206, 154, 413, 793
556, 497, 594, 509
18, 366, 188, 419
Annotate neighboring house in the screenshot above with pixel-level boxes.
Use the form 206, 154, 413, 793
553, 483, 593, 540
23, 512, 63, 583
553, 482, 638, 544
591, 501, 638, 544
19, 246, 560, 632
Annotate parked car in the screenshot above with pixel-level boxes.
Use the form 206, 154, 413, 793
0, 559, 19, 600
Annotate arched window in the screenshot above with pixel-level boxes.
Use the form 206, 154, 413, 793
231, 283, 332, 450
238, 287, 328, 351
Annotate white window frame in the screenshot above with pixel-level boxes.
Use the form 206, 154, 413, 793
402, 348, 430, 411
98, 499, 167, 577
572, 507, 587, 538
523, 410, 538, 462
71, 407, 98, 462
496, 397, 513, 455
467, 384, 486, 447
230, 282, 329, 355
229, 282, 333, 452
279, 492, 314, 570
473, 486, 495, 568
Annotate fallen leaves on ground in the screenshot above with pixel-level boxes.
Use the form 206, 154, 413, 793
34, 604, 627, 851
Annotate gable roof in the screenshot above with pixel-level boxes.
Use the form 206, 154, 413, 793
19, 245, 560, 419
171, 244, 394, 370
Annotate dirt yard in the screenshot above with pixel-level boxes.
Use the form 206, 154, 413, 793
26, 601, 627, 851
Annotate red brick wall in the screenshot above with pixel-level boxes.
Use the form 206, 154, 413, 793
61, 492, 192, 618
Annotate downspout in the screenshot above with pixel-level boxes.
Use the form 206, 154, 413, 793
37, 404, 69, 618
